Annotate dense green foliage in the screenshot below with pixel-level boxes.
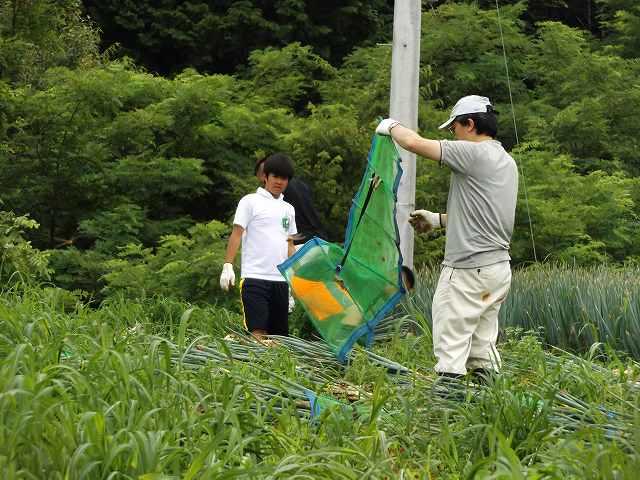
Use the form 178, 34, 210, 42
0, 0, 640, 479
0, 209, 50, 284
81, 0, 394, 75
2, 1, 640, 301
1, 2, 639, 476
0, 0, 99, 84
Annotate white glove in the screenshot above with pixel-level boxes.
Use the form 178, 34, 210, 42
288, 295, 295, 313
409, 210, 442, 233
376, 118, 401, 136
219, 263, 235, 291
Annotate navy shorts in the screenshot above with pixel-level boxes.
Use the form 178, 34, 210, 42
240, 278, 289, 335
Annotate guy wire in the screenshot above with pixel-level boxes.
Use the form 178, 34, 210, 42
495, 0, 538, 262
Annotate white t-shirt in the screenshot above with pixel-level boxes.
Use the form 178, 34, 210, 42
233, 187, 297, 281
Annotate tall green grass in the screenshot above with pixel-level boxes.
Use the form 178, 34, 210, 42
1, 282, 639, 478
409, 264, 640, 359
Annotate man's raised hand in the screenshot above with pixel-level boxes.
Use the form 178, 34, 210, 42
376, 118, 401, 136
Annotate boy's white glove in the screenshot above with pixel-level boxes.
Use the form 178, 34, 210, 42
376, 118, 401, 136
409, 210, 441, 233
219, 263, 235, 291
288, 295, 295, 313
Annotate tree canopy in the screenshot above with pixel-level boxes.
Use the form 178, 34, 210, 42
81, 0, 394, 75
1, 0, 639, 301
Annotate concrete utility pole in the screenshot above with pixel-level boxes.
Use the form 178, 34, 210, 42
390, 0, 421, 269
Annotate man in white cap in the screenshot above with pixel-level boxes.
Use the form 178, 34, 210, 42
376, 95, 518, 381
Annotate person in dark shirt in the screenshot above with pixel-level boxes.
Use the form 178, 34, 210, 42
255, 156, 326, 245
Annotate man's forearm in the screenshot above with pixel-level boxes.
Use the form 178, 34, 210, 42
287, 240, 295, 257
390, 124, 442, 162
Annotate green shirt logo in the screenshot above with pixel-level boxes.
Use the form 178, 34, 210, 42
281, 216, 290, 231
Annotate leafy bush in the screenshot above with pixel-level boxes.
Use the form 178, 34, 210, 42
0, 0, 100, 85
0, 209, 50, 285
101, 220, 235, 307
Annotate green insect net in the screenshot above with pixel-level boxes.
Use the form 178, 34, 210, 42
278, 134, 406, 361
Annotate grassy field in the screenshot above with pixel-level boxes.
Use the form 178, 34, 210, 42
1, 266, 639, 478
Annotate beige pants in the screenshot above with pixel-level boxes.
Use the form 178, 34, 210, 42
432, 262, 512, 375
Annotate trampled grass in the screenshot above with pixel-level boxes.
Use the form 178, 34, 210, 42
0, 268, 639, 478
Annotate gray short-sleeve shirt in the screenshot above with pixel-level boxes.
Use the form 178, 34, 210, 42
439, 139, 518, 268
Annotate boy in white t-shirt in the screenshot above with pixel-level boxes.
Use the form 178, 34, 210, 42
219, 153, 297, 337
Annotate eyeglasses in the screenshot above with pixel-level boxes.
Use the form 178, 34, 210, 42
448, 123, 457, 135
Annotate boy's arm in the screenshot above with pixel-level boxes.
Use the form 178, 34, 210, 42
220, 224, 244, 291
224, 225, 244, 263
287, 204, 297, 257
